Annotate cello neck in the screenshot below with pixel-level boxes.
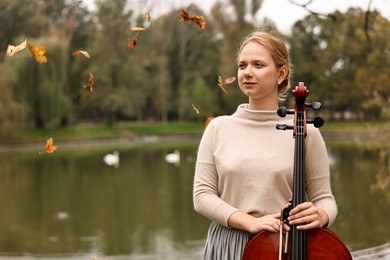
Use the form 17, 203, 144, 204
292, 97, 307, 208
290, 84, 308, 260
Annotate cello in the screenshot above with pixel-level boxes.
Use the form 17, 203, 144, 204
242, 82, 352, 259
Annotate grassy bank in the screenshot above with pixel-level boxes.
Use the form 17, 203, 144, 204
0, 120, 388, 144
0, 121, 206, 143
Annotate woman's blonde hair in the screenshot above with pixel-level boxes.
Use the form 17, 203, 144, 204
237, 31, 292, 101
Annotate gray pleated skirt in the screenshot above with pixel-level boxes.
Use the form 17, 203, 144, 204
203, 222, 254, 260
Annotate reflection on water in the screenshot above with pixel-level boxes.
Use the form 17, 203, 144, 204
0, 141, 389, 259
328, 145, 390, 252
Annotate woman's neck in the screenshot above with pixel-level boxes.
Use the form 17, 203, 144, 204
248, 99, 278, 110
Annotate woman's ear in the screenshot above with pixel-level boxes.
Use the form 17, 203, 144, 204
278, 65, 288, 84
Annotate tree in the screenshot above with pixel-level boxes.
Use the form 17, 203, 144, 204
13, 37, 72, 128
188, 76, 218, 120
78, 0, 135, 125
289, 8, 390, 120
148, 4, 221, 120
0, 64, 26, 133
2, 0, 389, 129
353, 10, 390, 119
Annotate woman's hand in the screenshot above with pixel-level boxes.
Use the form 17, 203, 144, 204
249, 213, 282, 234
228, 211, 288, 234
286, 202, 329, 231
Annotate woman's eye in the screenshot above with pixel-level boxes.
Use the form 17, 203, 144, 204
238, 64, 246, 69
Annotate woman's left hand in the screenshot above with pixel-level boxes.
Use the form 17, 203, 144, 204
286, 202, 329, 231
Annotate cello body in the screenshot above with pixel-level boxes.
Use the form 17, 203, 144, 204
243, 228, 352, 259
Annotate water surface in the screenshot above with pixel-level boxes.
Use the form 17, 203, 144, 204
0, 140, 389, 259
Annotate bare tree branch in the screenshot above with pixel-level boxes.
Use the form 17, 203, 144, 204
364, 0, 373, 43
287, 0, 337, 21
288, 0, 376, 42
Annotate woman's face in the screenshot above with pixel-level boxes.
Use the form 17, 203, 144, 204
237, 41, 286, 110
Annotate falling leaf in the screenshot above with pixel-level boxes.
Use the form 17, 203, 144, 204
83, 72, 94, 92
217, 75, 236, 94
39, 137, 58, 154
130, 27, 146, 31
205, 116, 214, 128
217, 76, 228, 94
27, 42, 47, 64
224, 76, 236, 84
144, 12, 151, 22
79, 72, 94, 103
128, 31, 140, 50
179, 9, 206, 30
192, 104, 200, 114
6, 39, 27, 56
72, 50, 90, 58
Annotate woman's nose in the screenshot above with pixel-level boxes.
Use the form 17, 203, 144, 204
243, 67, 253, 77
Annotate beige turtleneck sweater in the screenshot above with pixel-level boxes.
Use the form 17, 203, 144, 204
193, 104, 337, 227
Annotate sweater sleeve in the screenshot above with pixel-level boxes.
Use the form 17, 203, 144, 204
305, 126, 338, 226
193, 120, 238, 226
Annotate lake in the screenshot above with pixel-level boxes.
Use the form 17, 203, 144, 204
0, 137, 389, 259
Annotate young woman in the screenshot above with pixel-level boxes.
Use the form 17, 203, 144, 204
193, 31, 337, 259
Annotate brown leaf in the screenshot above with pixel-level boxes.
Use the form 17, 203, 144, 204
179, 9, 206, 30
72, 50, 90, 58
79, 73, 94, 103
39, 137, 58, 154
224, 76, 236, 84
204, 117, 214, 128
217, 75, 236, 94
83, 72, 94, 92
144, 12, 151, 22
27, 42, 47, 64
128, 31, 140, 50
217, 75, 228, 94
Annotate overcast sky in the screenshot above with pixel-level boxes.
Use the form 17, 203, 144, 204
83, 0, 390, 33
257, 0, 389, 32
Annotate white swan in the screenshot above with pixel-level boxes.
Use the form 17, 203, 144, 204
165, 150, 180, 166
103, 151, 120, 168
54, 211, 69, 220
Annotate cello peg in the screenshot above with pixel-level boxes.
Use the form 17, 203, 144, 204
276, 124, 294, 131
306, 101, 322, 110
277, 107, 294, 117
307, 116, 324, 128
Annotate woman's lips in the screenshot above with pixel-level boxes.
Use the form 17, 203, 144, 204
242, 82, 256, 87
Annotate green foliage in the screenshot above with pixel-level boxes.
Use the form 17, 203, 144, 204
0, 64, 26, 133
0, 0, 389, 131
190, 76, 218, 118
14, 37, 72, 128
290, 8, 390, 120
